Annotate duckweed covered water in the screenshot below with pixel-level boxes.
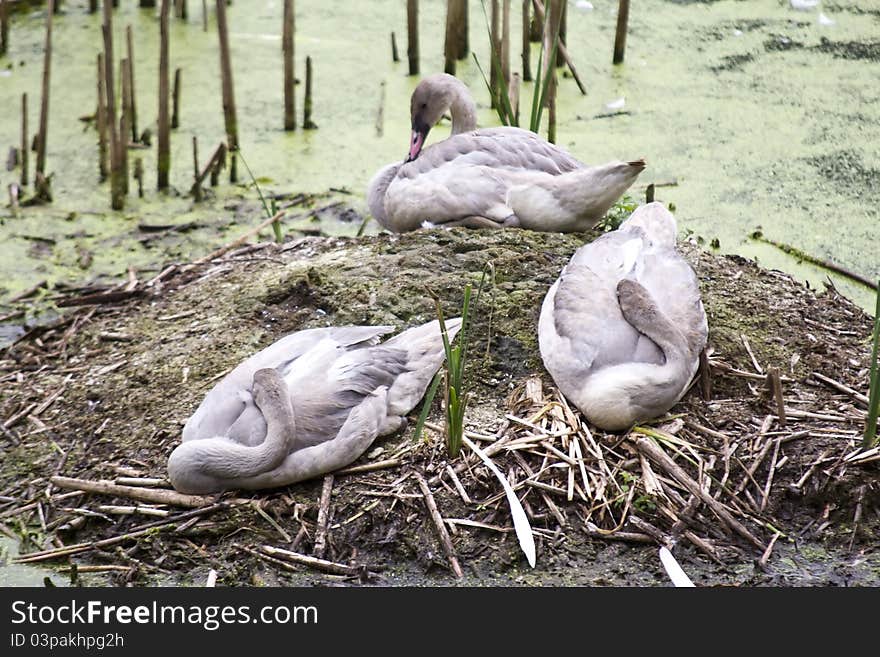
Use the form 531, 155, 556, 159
1, 0, 878, 314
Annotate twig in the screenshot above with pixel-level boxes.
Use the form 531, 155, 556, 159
193, 211, 285, 264
14, 503, 228, 563
335, 458, 400, 477
767, 367, 786, 425
759, 438, 781, 512
789, 448, 831, 491
413, 471, 463, 579
313, 474, 334, 559
811, 372, 869, 406
584, 522, 653, 544
260, 545, 364, 576
252, 501, 292, 543
631, 434, 764, 550
741, 334, 763, 374
445, 465, 471, 504
759, 531, 781, 568
49, 476, 216, 508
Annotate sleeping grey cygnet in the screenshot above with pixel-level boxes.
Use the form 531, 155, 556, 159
538, 202, 708, 431
168, 319, 460, 494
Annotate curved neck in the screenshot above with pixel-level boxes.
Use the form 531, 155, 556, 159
449, 93, 477, 135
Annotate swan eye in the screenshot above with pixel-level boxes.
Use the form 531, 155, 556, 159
420, 103, 427, 110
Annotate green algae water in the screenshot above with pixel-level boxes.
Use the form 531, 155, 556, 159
0, 0, 877, 318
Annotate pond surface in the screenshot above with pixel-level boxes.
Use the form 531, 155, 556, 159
0, 0, 878, 317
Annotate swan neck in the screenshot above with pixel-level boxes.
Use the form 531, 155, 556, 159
450, 94, 477, 135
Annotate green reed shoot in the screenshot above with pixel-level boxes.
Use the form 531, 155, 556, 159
475, 0, 559, 133
415, 264, 494, 456
863, 283, 880, 448
238, 149, 283, 243
435, 284, 473, 458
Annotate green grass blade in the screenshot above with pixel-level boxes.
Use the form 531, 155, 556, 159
458, 284, 473, 375
238, 149, 283, 244
534, 29, 561, 131
413, 371, 442, 442
472, 53, 509, 126
475, 1, 516, 126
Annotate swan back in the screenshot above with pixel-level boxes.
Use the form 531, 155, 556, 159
538, 203, 707, 429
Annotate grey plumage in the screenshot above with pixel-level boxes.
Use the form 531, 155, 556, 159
538, 203, 708, 431
168, 319, 460, 494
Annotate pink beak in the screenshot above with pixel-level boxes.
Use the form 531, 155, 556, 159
407, 129, 425, 162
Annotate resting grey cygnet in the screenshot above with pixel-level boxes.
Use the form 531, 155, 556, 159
167, 319, 460, 494
538, 202, 708, 431
367, 73, 646, 233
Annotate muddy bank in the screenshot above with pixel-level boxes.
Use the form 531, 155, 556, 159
1, 220, 878, 587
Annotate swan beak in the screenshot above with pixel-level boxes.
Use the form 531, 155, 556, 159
405, 121, 430, 163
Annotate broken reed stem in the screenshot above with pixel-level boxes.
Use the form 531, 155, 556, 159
209, 142, 225, 186
444, 0, 457, 75
20, 93, 28, 186
192, 141, 226, 193
0, 0, 8, 57
454, 0, 468, 59
390, 31, 399, 62
175, 0, 188, 20
96, 55, 108, 181
414, 471, 463, 579
49, 476, 215, 508
406, 0, 419, 76
171, 67, 181, 129
134, 157, 143, 197
768, 367, 786, 426
521, 0, 531, 81
631, 432, 765, 550
531, 0, 586, 94
202, 0, 207, 31
508, 71, 520, 125
216, 0, 238, 182
126, 25, 138, 143
750, 231, 878, 292
283, 0, 295, 130
191, 135, 202, 201
260, 545, 363, 577
158, 0, 171, 189
613, 0, 630, 64
303, 55, 317, 129
36, 0, 53, 177
544, 0, 561, 143
103, 0, 124, 209
120, 57, 131, 194
555, 0, 566, 67
646, 183, 655, 203
313, 474, 334, 560
699, 348, 712, 400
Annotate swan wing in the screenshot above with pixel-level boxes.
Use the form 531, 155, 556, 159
182, 326, 394, 442
406, 127, 583, 176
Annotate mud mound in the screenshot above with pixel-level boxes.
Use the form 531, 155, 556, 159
1, 224, 878, 586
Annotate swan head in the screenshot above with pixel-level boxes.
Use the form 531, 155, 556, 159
406, 73, 474, 162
